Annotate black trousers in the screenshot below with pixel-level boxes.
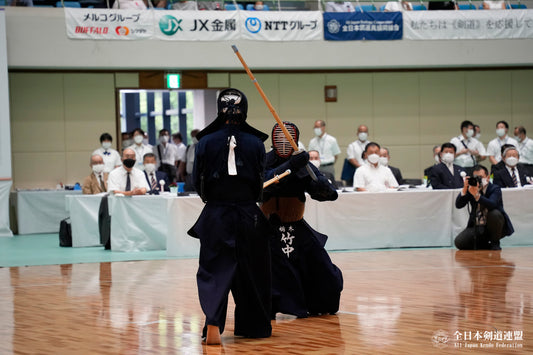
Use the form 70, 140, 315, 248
454, 209, 505, 250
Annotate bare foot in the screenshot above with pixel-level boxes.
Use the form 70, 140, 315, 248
206, 325, 221, 345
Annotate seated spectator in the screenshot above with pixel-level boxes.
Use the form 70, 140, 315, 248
93, 133, 122, 174
325, 1, 355, 12
491, 143, 516, 175
424, 145, 441, 186
112, 0, 147, 9
253, 1, 266, 10
493, 147, 529, 188
82, 155, 108, 195
170, 0, 198, 9
107, 148, 149, 196
482, 0, 506, 9
454, 165, 514, 250
428, 0, 457, 10
353, 142, 398, 192
309, 150, 337, 188
430, 143, 465, 190
143, 153, 170, 194
514, 125, 533, 176
384, 0, 412, 11
127, 128, 153, 171
487, 120, 518, 170
379, 147, 404, 185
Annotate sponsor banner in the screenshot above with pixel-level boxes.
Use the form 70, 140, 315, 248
154, 10, 240, 41
240, 11, 322, 41
65, 8, 154, 40
404, 10, 533, 40
324, 12, 402, 41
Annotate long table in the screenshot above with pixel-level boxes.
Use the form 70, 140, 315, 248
62, 188, 533, 256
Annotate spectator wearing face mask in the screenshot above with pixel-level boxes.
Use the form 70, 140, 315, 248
450, 120, 487, 177
487, 121, 518, 168
82, 154, 108, 195
379, 147, 404, 185
107, 148, 149, 196
154, 129, 178, 183
342, 125, 369, 186
514, 126, 533, 176
309, 150, 337, 188
353, 142, 398, 192
493, 147, 530, 188
490, 143, 515, 176
308, 120, 341, 181
429, 143, 465, 190
143, 153, 170, 194
121, 132, 133, 151
93, 133, 122, 174
127, 128, 153, 171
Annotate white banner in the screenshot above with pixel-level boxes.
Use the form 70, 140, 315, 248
153, 10, 240, 41
240, 11, 322, 41
404, 9, 533, 40
65, 8, 154, 40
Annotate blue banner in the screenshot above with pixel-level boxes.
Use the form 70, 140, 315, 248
323, 12, 403, 41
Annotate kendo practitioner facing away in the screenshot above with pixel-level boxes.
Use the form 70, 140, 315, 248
262, 122, 343, 319
187, 89, 273, 345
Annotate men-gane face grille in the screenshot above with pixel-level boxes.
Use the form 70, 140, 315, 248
272, 122, 298, 158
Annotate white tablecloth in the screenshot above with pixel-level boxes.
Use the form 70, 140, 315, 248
12, 190, 82, 235
0, 180, 12, 237
65, 194, 103, 247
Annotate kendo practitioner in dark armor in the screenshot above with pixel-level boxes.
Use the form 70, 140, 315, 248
187, 88, 273, 345
262, 122, 344, 319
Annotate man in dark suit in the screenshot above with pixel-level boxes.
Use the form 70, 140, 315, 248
430, 143, 465, 189
379, 147, 403, 185
490, 143, 515, 176
143, 153, 170, 193
424, 145, 441, 186
455, 165, 514, 250
493, 147, 529, 188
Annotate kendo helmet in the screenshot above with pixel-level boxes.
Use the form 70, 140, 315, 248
217, 88, 248, 124
272, 121, 299, 158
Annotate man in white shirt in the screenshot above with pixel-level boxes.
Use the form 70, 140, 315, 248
353, 142, 398, 192
347, 125, 369, 170
107, 148, 149, 195
308, 120, 341, 180
172, 132, 187, 181
127, 128, 153, 171
325, 1, 355, 11
514, 126, 533, 166
487, 121, 518, 168
450, 120, 487, 176
154, 128, 178, 183
92, 132, 122, 173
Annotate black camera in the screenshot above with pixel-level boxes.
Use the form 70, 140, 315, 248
468, 175, 483, 187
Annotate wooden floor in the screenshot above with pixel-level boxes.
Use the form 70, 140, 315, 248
1, 248, 532, 354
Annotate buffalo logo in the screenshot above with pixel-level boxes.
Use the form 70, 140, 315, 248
115, 26, 130, 36
245, 17, 261, 33
326, 19, 341, 34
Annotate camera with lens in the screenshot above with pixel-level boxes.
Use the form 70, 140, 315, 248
468, 175, 483, 187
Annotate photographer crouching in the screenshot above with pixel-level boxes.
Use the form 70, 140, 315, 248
455, 165, 514, 250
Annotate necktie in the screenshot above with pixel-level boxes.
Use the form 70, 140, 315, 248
511, 168, 518, 187
99, 174, 106, 192
151, 173, 157, 191
125, 172, 131, 192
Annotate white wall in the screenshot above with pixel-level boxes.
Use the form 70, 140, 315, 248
4, 7, 533, 70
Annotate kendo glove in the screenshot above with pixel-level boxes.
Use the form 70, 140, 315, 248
289, 150, 310, 171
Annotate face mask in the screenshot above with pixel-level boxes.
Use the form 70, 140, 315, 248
358, 132, 368, 142
123, 158, 136, 169
434, 155, 440, 164
255, 4, 263, 10
92, 164, 105, 174
466, 129, 474, 138
102, 141, 112, 150
310, 160, 321, 169
314, 127, 323, 137
122, 139, 133, 148
134, 135, 144, 144
144, 163, 156, 173
442, 153, 454, 164
505, 156, 518, 167
378, 157, 388, 166
514, 135, 522, 143
159, 135, 169, 144
475, 133, 481, 140
496, 128, 506, 138
367, 154, 380, 165
192, 137, 198, 144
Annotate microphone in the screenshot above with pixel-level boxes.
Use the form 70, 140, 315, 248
460, 171, 466, 179
159, 180, 165, 193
